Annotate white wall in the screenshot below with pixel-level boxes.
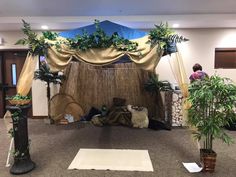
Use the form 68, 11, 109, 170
32, 80, 48, 116
32, 80, 60, 116
1, 28, 236, 115
0, 31, 27, 49
156, 28, 236, 83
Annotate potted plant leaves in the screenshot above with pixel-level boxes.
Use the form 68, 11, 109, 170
34, 62, 64, 103
187, 75, 236, 172
144, 73, 173, 128
34, 61, 65, 121
7, 94, 31, 106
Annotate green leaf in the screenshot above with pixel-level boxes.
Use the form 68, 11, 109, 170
15, 39, 28, 45
187, 74, 236, 150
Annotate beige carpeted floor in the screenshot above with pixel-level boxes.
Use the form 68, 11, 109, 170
0, 119, 236, 177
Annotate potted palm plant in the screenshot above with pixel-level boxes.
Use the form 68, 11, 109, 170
34, 62, 65, 120
144, 73, 173, 127
187, 75, 236, 172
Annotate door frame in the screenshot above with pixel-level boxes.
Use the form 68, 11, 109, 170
0, 52, 5, 117
0, 49, 29, 118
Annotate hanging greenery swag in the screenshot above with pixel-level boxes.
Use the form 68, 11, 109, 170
16, 20, 188, 57
148, 22, 189, 53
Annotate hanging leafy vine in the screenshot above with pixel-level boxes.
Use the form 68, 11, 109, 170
64, 20, 138, 52
15, 20, 188, 57
15, 20, 59, 56
148, 22, 189, 54
8, 111, 21, 139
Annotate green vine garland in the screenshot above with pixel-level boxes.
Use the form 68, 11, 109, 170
16, 20, 188, 57
65, 20, 138, 52
15, 20, 58, 56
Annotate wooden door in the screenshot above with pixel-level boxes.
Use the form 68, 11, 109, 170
0, 50, 31, 118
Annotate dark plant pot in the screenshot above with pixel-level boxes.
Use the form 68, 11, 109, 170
225, 121, 236, 131
6, 104, 35, 175
200, 149, 217, 172
162, 42, 177, 56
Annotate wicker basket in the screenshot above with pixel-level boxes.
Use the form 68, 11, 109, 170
8, 99, 31, 105
200, 149, 217, 172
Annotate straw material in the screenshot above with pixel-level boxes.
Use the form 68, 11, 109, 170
64, 102, 84, 121
60, 62, 156, 116
49, 93, 75, 121
8, 99, 31, 105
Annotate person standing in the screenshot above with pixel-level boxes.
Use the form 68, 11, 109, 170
189, 63, 209, 83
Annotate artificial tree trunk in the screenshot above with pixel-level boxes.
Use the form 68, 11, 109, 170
46, 82, 53, 122
46, 81, 51, 103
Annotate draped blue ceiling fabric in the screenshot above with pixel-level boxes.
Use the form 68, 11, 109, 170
59, 20, 148, 40
59, 20, 177, 56
59, 20, 149, 63
58, 20, 177, 63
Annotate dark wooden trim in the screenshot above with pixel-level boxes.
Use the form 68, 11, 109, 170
0, 48, 29, 52
0, 52, 7, 117
215, 48, 236, 52
32, 116, 48, 119
0, 53, 4, 117
215, 48, 236, 69
0, 49, 30, 117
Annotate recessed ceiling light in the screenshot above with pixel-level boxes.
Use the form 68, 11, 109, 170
172, 24, 180, 28
41, 25, 49, 30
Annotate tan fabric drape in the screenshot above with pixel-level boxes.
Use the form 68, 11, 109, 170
47, 36, 162, 72
17, 53, 38, 96
16, 36, 162, 96
168, 50, 189, 125
168, 50, 200, 149
168, 51, 189, 98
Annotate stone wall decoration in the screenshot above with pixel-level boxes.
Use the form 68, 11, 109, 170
172, 91, 184, 126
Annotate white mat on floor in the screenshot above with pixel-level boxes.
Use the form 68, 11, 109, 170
68, 148, 154, 172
